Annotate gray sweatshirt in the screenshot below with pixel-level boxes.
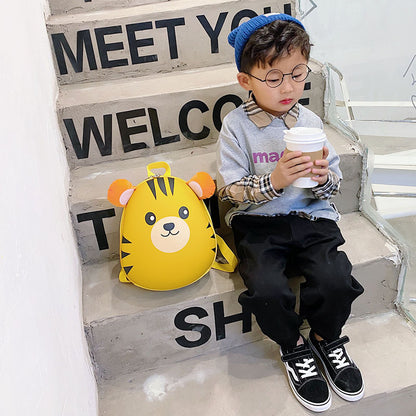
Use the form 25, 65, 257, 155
216, 103, 342, 225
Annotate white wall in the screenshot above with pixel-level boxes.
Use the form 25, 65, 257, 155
0, 1, 98, 415
299, 0, 416, 120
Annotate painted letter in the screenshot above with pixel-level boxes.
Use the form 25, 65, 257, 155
213, 301, 252, 341
231, 10, 258, 31
77, 209, 116, 250
197, 13, 228, 54
212, 94, 243, 131
174, 307, 212, 348
63, 115, 112, 160
95, 26, 128, 68
116, 109, 148, 153
178, 100, 210, 140
127, 22, 158, 64
148, 108, 180, 146
51, 30, 97, 75
155, 18, 186, 59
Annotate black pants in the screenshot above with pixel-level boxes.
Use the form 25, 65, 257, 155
232, 214, 364, 350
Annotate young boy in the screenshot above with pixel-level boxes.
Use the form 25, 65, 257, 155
216, 13, 365, 412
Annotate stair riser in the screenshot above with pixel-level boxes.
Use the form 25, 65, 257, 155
71, 152, 361, 263
88, 287, 264, 380
50, 0, 168, 16
61, 84, 244, 169
48, 0, 295, 84
87, 258, 399, 380
59, 74, 324, 169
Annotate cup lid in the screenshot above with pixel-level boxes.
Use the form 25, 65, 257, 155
283, 127, 326, 142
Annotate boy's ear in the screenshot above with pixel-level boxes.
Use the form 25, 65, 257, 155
237, 72, 252, 91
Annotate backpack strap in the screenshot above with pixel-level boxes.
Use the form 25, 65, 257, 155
211, 234, 238, 273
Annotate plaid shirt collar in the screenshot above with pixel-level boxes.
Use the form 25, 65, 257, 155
242, 92, 299, 129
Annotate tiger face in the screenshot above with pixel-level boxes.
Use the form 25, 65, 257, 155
108, 171, 217, 291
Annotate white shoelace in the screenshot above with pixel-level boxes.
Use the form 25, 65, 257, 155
297, 358, 318, 379
329, 347, 350, 369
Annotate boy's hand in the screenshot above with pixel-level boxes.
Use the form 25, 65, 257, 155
270, 151, 313, 190
311, 146, 329, 185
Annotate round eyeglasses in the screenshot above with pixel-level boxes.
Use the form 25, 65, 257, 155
245, 64, 311, 88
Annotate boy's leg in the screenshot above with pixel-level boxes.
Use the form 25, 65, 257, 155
293, 217, 364, 341
308, 331, 364, 401
292, 217, 364, 401
231, 215, 302, 350
232, 215, 333, 411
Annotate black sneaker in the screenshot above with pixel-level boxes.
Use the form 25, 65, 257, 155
308, 331, 364, 401
280, 337, 331, 412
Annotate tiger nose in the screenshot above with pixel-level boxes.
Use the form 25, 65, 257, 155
163, 222, 175, 232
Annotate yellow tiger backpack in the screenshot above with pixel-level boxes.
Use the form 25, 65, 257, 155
107, 161, 238, 291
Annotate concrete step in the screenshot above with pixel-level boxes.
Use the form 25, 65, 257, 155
371, 150, 416, 187
374, 196, 416, 220
49, 0, 169, 16
372, 184, 416, 220
369, 150, 416, 219
57, 60, 325, 168
83, 212, 401, 380
350, 120, 416, 139
350, 120, 415, 161
47, 0, 295, 84
97, 311, 416, 415
70, 123, 362, 263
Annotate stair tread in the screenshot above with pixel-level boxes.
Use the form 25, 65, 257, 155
373, 184, 416, 193
97, 311, 416, 415
374, 151, 416, 168
58, 60, 324, 107
83, 212, 398, 324
374, 196, 416, 219
47, 0, 229, 25
58, 63, 237, 107
70, 123, 358, 205
49, 0, 168, 17
350, 120, 416, 138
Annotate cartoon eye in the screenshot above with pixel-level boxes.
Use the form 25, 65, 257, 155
145, 212, 156, 225
178, 206, 189, 219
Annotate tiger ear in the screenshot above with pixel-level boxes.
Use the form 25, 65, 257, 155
107, 179, 135, 207
186, 172, 216, 200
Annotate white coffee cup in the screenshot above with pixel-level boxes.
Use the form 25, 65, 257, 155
283, 127, 327, 188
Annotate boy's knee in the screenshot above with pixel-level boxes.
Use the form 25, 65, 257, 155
316, 252, 353, 287
243, 280, 295, 307
315, 269, 359, 299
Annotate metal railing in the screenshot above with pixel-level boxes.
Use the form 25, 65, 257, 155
324, 62, 416, 325
326, 62, 414, 122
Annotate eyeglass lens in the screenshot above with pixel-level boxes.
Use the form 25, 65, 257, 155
265, 64, 310, 88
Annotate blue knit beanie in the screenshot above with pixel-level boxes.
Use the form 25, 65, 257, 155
228, 13, 305, 71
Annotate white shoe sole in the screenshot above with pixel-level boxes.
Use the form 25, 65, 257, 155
309, 341, 365, 402
280, 348, 332, 412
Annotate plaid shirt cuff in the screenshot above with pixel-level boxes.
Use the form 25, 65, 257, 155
218, 173, 284, 204
312, 170, 341, 200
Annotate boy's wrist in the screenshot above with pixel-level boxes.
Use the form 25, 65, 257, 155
313, 175, 328, 186
267, 173, 284, 195
270, 171, 283, 191
312, 170, 341, 200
